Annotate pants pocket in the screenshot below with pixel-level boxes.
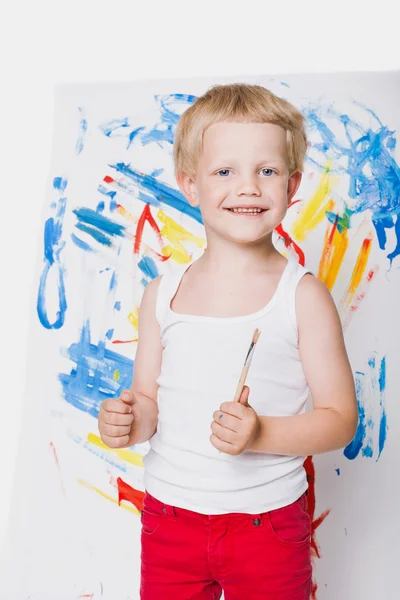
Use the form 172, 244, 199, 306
141, 506, 162, 535
266, 494, 311, 547
141, 492, 169, 536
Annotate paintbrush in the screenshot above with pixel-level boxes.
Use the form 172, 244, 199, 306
233, 328, 261, 402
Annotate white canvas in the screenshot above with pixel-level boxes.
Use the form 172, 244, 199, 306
2, 71, 399, 600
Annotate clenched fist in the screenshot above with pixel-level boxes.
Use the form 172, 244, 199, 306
210, 386, 261, 455
98, 389, 141, 448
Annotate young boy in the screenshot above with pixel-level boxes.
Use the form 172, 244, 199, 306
98, 83, 358, 599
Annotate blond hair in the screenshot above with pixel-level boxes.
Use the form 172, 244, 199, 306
173, 83, 307, 179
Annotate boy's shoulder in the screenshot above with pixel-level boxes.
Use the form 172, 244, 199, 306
297, 271, 329, 295
296, 271, 337, 320
141, 264, 185, 309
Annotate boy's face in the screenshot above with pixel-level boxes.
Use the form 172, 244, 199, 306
177, 121, 302, 246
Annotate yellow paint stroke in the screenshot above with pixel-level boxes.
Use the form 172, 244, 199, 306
128, 308, 139, 332
344, 235, 373, 304
78, 479, 139, 515
157, 209, 205, 264
292, 163, 337, 241
116, 203, 138, 224
87, 433, 144, 467
118, 203, 205, 264
113, 369, 120, 381
318, 220, 349, 291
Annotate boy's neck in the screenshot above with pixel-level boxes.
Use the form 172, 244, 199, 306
198, 233, 284, 275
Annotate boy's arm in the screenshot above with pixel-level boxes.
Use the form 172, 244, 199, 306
250, 275, 358, 455
129, 276, 163, 444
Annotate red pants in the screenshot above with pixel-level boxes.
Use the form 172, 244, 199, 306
140, 492, 312, 599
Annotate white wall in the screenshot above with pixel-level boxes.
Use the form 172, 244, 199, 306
1, 0, 397, 557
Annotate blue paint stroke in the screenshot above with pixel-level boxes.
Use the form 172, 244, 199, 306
127, 126, 145, 149
101, 95, 196, 151
335, 468, 340, 476
110, 162, 203, 224
378, 356, 387, 458
67, 429, 127, 472
344, 372, 367, 460
138, 256, 158, 280
71, 233, 94, 253
114, 301, 121, 311
109, 271, 117, 291
100, 117, 129, 137
141, 93, 196, 147
344, 355, 388, 461
37, 178, 68, 329
73, 207, 126, 248
75, 107, 87, 155
74, 208, 125, 237
98, 185, 117, 201
75, 223, 113, 247
59, 320, 133, 419
138, 189, 159, 207
304, 103, 400, 263
53, 177, 67, 192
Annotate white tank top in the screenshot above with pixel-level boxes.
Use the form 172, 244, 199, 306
143, 258, 311, 514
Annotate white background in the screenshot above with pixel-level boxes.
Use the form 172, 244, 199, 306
0, 0, 398, 561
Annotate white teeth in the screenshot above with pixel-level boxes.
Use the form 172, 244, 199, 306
230, 207, 263, 214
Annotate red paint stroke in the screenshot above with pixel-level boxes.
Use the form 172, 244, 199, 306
275, 224, 305, 266
134, 204, 164, 255
304, 457, 331, 599
311, 579, 318, 600
104, 175, 114, 184
320, 214, 339, 265
349, 268, 377, 314
273, 199, 304, 265
116, 201, 169, 262
49, 441, 67, 497
288, 199, 301, 209
117, 477, 145, 512
112, 338, 138, 344
49, 441, 60, 467
79, 594, 93, 599
151, 252, 171, 262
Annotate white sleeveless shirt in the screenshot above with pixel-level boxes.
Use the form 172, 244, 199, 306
143, 258, 311, 514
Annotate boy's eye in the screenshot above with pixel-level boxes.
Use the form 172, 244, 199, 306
216, 168, 275, 177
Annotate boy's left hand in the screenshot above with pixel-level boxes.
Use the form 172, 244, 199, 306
210, 386, 260, 455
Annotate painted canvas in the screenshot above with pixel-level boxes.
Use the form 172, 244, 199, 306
2, 72, 399, 599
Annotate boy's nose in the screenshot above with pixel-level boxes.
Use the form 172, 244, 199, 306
235, 178, 262, 197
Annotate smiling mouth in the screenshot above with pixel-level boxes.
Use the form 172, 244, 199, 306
225, 207, 267, 216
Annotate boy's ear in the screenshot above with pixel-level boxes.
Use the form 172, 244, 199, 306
287, 171, 302, 205
176, 171, 199, 206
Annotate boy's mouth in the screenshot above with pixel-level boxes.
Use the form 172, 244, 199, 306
225, 207, 267, 216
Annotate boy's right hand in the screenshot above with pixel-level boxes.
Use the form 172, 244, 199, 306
98, 389, 139, 448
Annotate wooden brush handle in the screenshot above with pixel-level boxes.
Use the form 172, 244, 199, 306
233, 365, 249, 402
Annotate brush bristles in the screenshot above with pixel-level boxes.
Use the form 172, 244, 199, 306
252, 328, 261, 344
